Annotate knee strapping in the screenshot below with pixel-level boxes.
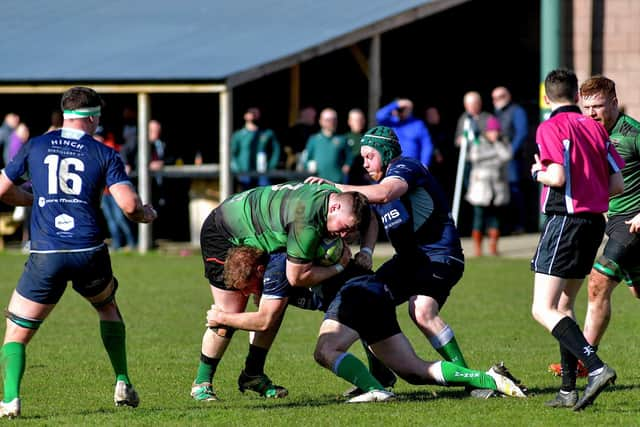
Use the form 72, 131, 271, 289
5, 310, 43, 330
429, 324, 454, 349
209, 325, 236, 339
92, 277, 119, 308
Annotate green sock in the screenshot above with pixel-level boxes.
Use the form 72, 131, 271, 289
195, 353, 220, 384
1, 342, 25, 402
439, 361, 495, 389
100, 320, 130, 384
435, 336, 468, 368
334, 353, 384, 392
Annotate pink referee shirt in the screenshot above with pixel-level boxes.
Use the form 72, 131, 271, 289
536, 106, 624, 215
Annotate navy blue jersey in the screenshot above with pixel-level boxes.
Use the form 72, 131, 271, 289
374, 157, 462, 260
3, 128, 130, 252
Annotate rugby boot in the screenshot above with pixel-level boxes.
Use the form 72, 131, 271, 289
114, 380, 140, 407
547, 359, 588, 378
573, 364, 616, 411
545, 390, 578, 408
486, 365, 527, 398
191, 382, 218, 401
0, 398, 20, 419
238, 370, 288, 398
346, 389, 395, 403
342, 369, 397, 398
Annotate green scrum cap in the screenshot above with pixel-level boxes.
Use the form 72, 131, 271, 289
360, 126, 402, 167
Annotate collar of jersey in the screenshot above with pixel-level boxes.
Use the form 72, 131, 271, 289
60, 127, 86, 140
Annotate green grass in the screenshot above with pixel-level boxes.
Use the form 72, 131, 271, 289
0, 251, 639, 426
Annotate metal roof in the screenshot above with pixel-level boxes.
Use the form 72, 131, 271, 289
2, 0, 467, 86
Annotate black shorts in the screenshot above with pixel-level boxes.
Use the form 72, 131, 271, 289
594, 212, 640, 285
374, 254, 464, 307
324, 275, 401, 345
200, 209, 233, 289
531, 214, 605, 279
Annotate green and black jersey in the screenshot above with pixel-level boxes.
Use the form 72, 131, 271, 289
609, 114, 640, 216
217, 182, 338, 263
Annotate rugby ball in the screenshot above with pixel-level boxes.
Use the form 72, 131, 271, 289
316, 238, 344, 266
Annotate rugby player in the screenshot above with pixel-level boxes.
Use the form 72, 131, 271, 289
548, 76, 640, 390
0, 87, 157, 418
530, 69, 623, 411
208, 246, 527, 403
306, 125, 484, 396
191, 182, 372, 401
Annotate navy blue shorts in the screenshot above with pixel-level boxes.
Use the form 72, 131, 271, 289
531, 214, 605, 279
260, 252, 291, 299
375, 254, 464, 307
325, 275, 401, 345
16, 245, 113, 304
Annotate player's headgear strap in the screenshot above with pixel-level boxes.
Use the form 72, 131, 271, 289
360, 126, 402, 167
63, 106, 101, 119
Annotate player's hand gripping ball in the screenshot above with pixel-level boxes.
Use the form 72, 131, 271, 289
316, 238, 344, 266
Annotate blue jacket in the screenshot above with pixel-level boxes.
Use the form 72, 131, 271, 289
495, 102, 528, 183
376, 101, 433, 167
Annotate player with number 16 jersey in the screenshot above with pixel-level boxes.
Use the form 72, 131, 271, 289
4, 127, 130, 252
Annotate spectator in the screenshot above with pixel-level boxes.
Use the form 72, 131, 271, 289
230, 107, 281, 191
94, 126, 136, 251
7, 123, 31, 251
376, 98, 433, 167
345, 108, 368, 185
46, 110, 63, 133
119, 106, 138, 175
453, 92, 493, 232
492, 86, 529, 234
425, 106, 455, 198
0, 113, 20, 168
304, 108, 352, 183
455, 92, 493, 147
284, 106, 317, 170
465, 116, 511, 256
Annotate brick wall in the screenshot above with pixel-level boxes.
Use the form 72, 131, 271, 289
573, 0, 640, 117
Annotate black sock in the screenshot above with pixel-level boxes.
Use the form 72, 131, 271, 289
244, 344, 268, 376
201, 353, 220, 371
559, 343, 577, 391
551, 317, 604, 373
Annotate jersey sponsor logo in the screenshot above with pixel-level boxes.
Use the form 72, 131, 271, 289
54, 213, 75, 231
380, 209, 404, 230
40, 197, 88, 206
49, 139, 86, 150
380, 208, 400, 223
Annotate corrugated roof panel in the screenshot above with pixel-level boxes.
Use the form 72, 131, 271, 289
1, 0, 445, 81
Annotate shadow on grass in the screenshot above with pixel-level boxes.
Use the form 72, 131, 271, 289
525, 382, 638, 397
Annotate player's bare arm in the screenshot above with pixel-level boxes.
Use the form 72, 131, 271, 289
109, 182, 157, 223
285, 245, 351, 287
207, 298, 287, 332
0, 173, 33, 206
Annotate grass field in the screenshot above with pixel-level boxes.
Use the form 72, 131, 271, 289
0, 251, 639, 426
